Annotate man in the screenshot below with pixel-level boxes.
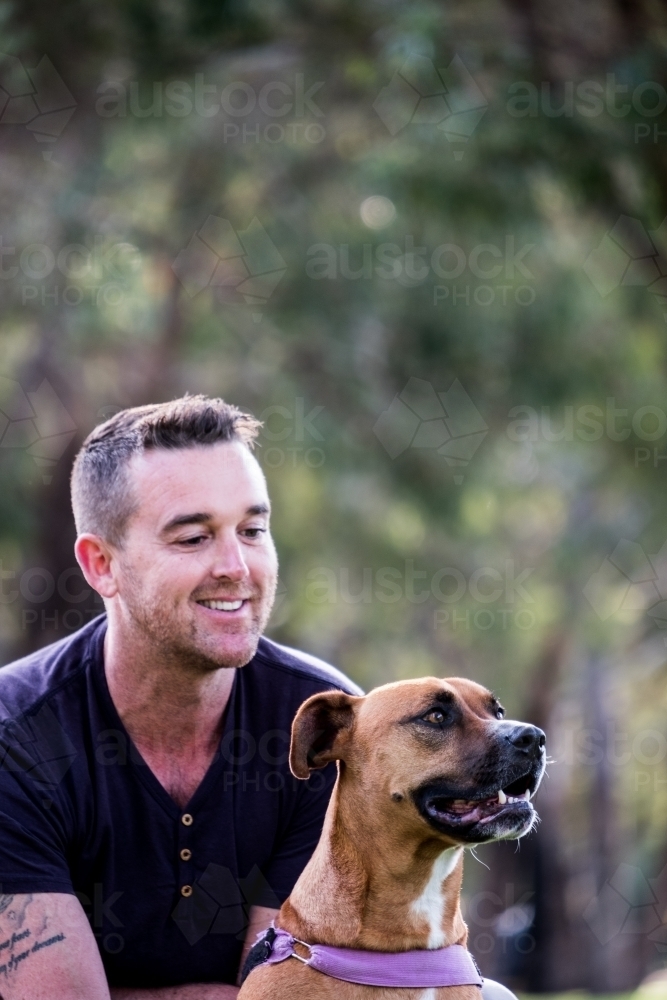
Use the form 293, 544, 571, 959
0, 395, 362, 999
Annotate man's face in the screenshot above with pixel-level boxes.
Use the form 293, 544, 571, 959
111, 441, 278, 670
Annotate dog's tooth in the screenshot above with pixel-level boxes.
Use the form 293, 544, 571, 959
498, 789, 507, 804
524, 789, 531, 801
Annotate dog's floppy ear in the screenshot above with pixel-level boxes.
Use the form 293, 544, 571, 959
290, 690, 360, 779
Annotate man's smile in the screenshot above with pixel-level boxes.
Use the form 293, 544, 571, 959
195, 597, 255, 617
198, 598, 246, 611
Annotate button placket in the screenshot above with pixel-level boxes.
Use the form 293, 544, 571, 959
178, 813, 194, 899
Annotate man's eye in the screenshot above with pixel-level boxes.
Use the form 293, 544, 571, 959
422, 709, 447, 725
242, 527, 266, 539
180, 535, 206, 546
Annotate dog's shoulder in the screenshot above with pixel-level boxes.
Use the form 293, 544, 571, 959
255, 637, 364, 696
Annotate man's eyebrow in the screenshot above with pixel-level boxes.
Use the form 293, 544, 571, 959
160, 504, 271, 535
160, 513, 214, 534
246, 503, 270, 516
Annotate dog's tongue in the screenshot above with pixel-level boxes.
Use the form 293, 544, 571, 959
434, 797, 500, 823
449, 799, 480, 813
441, 796, 499, 820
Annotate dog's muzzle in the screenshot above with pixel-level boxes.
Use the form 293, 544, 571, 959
412, 722, 546, 843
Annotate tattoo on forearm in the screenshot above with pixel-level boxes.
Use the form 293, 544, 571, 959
0, 894, 67, 978
0, 925, 66, 977
0, 929, 30, 953
0, 893, 32, 930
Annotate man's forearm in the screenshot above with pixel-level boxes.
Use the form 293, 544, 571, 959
110, 985, 239, 999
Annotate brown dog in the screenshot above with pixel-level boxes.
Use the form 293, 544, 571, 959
238, 676, 546, 999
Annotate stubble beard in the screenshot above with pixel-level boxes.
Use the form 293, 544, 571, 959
120, 570, 278, 673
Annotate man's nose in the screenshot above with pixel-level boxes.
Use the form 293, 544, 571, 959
502, 723, 546, 757
211, 536, 249, 580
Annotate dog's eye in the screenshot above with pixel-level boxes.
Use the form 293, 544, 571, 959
422, 709, 446, 725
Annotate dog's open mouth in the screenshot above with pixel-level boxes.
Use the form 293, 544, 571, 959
415, 769, 539, 839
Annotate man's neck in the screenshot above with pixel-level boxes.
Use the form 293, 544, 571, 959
103, 616, 236, 760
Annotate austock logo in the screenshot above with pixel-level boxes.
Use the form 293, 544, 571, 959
0, 54, 76, 159
583, 861, 667, 949
172, 215, 287, 321
0, 376, 76, 483
583, 538, 667, 635
583, 215, 667, 318
172, 863, 280, 945
373, 53, 488, 158
373, 377, 488, 483
0, 703, 78, 809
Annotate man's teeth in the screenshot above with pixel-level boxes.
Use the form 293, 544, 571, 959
199, 599, 244, 611
498, 788, 531, 804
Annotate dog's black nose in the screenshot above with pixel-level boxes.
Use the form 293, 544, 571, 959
505, 724, 546, 755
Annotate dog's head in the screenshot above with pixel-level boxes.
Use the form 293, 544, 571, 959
290, 677, 546, 845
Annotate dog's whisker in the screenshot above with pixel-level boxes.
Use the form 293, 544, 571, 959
468, 847, 490, 870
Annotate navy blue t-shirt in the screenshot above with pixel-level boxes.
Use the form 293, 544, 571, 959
0, 615, 361, 987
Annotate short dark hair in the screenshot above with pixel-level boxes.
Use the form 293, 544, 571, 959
71, 395, 262, 546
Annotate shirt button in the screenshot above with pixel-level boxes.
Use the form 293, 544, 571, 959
180, 848, 192, 861
181, 813, 193, 826
181, 885, 193, 897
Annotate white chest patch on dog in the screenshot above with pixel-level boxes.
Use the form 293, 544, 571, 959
420, 991, 438, 1000
410, 845, 463, 948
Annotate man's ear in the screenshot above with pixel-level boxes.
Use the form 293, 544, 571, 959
289, 690, 360, 780
74, 534, 119, 599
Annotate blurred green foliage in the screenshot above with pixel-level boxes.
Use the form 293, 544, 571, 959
2, 0, 667, 989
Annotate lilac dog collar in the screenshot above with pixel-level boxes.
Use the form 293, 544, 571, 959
241, 925, 483, 988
